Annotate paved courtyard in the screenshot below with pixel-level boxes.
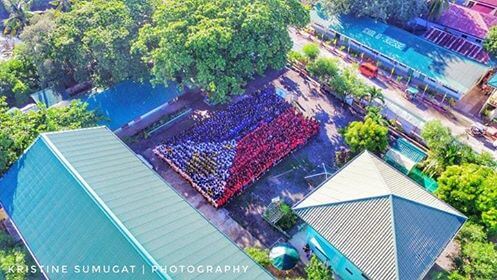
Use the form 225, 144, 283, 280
129, 68, 357, 248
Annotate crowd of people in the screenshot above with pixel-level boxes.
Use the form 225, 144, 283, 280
169, 86, 291, 144
154, 87, 319, 207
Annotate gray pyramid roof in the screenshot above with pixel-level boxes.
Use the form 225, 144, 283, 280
294, 151, 466, 280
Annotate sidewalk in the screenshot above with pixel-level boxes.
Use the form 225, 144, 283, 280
290, 30, 497, 156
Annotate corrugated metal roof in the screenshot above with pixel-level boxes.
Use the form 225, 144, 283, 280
294, 151, 466, 280
0, 127, 272, 280
311, 7, 490, 96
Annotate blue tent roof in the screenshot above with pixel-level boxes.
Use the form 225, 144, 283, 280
0, 127, 272, 280
488, 72, 497, 88
82, 81, 182, 130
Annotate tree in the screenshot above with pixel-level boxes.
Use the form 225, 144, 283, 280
365, 106, 388, 126
0, 45, 40, 106
134, 0, 310, 103
457, 221, 487, 244
426, 0, 450, 21
364, 86, 385, 105
436, 164, 497, 232
0, 230, 40, 280
0, 98, 100, 175
49, 0, 73, 11
2, 0, 32, 36
245, 247, 271, 267
302, 43, 320, 60
460, 240, 497, 280
275, 202, 297, 231
484, 26, 497, 56
307, 57, 339, 83
21, 0, 148, 90
421, 121, 496, 176
450, 221, 497, 280
287, 50, 309, 66
343, 117, 388, 153
306, 255, 333, 280
319, 0, 428, 23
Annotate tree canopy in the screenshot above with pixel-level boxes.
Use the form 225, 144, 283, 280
421, 121, 495, 176
0, 97, 100, 174
484, 26, 497, 56
306, 255, 333, 280
20, 0, 149, 90
343, 117, 388, 153
307, 57, 339, 83
452, 222, 497, 280
133, 0, 310, 103
319, 0, 428, 23
0, 46, 39, 106
437, 164, 497, 233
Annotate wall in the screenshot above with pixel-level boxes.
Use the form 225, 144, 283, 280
306, 225, 367, 280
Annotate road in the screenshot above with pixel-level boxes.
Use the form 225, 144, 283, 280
290, 29, 497, 156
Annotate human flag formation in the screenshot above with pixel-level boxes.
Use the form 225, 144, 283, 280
154, 87, 319, 207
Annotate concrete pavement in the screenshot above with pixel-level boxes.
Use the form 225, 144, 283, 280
290, 29, 497, 156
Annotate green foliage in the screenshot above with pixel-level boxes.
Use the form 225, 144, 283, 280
275, 202, 297, 231
0, 98, 100, 174
427, 0, 450, 21
287, 50, 309, 65
245, 247, 271, 267
326, 65, 368, 98
484, 26, 497, 56
460, 240, 497, 280
319, 0, 428, 23
365, 106, 388, 126
305, 255, 333, 280
2, 0, 32, 36
0, 47, 39, 106
0, 231, 39, 280
437, 164, 497, 232
457, 221, 487, 244
49, 0, 72, 11
421, 121, 495, 176
307, 57, 339, 83
134, 0, 310, 103
343, 117, 388, 153
449, 222, 497, 280
21, 0, 149, 89
364, 86, 384, 105
302, 43, 320, 60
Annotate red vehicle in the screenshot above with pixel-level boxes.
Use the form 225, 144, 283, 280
359, 62, 378, 79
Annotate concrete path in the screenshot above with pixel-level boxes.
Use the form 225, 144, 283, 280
291, 29, 497, 157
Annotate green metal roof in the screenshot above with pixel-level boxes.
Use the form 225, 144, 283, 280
384, 137, 427, 174
0, 127, 272, 280
311, 6, 490, 96
294, 152, 466, 280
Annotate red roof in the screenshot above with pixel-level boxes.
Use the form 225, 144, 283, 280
472, 3, 495, 14
437, 3, 497, 38
474, 0, 497, 8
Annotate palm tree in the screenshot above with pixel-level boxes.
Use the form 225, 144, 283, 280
2, 0, 32, 37
365, 86, 385, 105
427, 0, 451, 21
50, 0, 72, 12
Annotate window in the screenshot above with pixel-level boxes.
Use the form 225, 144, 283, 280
345, 268, 353, 275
